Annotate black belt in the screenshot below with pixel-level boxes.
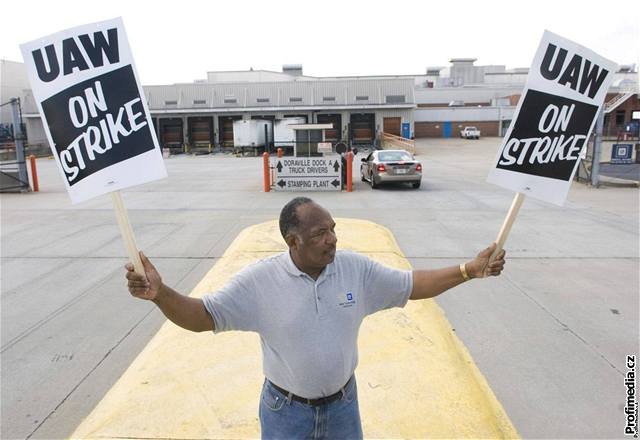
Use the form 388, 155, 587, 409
267, 376, 353, 407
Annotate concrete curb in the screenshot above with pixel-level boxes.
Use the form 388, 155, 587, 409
598, 174, 640, 188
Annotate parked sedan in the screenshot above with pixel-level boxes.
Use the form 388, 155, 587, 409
360, 149, 422, 189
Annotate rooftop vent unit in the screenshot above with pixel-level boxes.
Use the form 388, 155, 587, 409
282, 64, 303, 76
449, 58, 477, 66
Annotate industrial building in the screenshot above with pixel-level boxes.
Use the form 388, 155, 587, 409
142, 65, 415, 152
412, 58, 639, 139
2, 58, 638, 153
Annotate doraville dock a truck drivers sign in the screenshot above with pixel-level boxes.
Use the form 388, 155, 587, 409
21, 18, 166, 203
273, 156, 342, 191
487, 31, 616, 205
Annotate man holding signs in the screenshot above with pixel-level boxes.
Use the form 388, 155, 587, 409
126, 197, 506, 439
18, 19, 506, 438
21, 19, 616, 439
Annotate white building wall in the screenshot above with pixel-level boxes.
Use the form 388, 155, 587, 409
611, 71, 639, 91
0, 60, 29, 125
484, 72, 528, 85
278, 82, 314, 106
414, 106, 516, 122
145, 85, 180, 109
415, 86, 524, 104
247, 84, 280, 107
212, 84, 247, 107
179, 84, 214, 107
313, 82, 347, 106
25, 117, 48, 145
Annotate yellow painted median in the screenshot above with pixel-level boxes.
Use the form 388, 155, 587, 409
71, 219, 519, 439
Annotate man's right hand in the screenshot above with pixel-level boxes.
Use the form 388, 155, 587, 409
125, 252, 162, 301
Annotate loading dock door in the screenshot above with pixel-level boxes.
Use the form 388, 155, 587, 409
383, 117, 401, 136
188, 117, 213, 147
317, 114, 342, 142
219, 116, 242, 147
159, 118, 183, 148
350, 113, 375, 144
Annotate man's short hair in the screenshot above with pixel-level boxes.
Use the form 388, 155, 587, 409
279, 197, 314, 239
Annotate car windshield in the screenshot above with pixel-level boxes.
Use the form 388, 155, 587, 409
378, 151, 413, 162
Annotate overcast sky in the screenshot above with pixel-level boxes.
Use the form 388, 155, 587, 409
3, 0, 639, 85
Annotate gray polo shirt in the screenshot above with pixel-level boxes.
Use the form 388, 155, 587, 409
202, 250, 413, 398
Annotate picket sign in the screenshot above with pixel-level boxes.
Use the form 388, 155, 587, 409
486, 31, 617, 260
490, 193, 525, 262
111, 191, 145, 275
20, 18, 167, 277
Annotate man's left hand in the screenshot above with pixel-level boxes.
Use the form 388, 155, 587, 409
466, 243, 506, 279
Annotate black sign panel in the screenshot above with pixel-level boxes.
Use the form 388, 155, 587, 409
41, 65, 155, 185
496, 89, 598, 181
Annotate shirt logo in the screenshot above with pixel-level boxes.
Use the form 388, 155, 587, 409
339, 292, 356, 308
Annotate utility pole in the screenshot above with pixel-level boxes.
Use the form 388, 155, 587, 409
10, 98, 29, 190
591, 108, 604, 187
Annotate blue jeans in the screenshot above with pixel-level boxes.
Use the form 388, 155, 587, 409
259, 376, 363, 440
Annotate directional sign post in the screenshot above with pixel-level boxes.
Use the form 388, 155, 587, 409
272, 156, 342, 191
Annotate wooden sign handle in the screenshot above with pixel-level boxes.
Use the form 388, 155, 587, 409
490, 192, 525, 262
111, 191, 145, 276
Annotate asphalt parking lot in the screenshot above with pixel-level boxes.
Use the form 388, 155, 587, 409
1, 137, 638, 439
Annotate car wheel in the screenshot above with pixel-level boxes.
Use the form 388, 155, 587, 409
412, 181, 421, 189
371, 176, 379, 189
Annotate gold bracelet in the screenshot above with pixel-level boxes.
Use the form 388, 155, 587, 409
459, 263, 470, 281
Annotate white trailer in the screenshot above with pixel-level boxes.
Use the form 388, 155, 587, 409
274, 117, 307, 146
233, 120, 272, 147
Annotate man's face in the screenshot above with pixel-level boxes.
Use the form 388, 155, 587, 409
290, 203, 337, 271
